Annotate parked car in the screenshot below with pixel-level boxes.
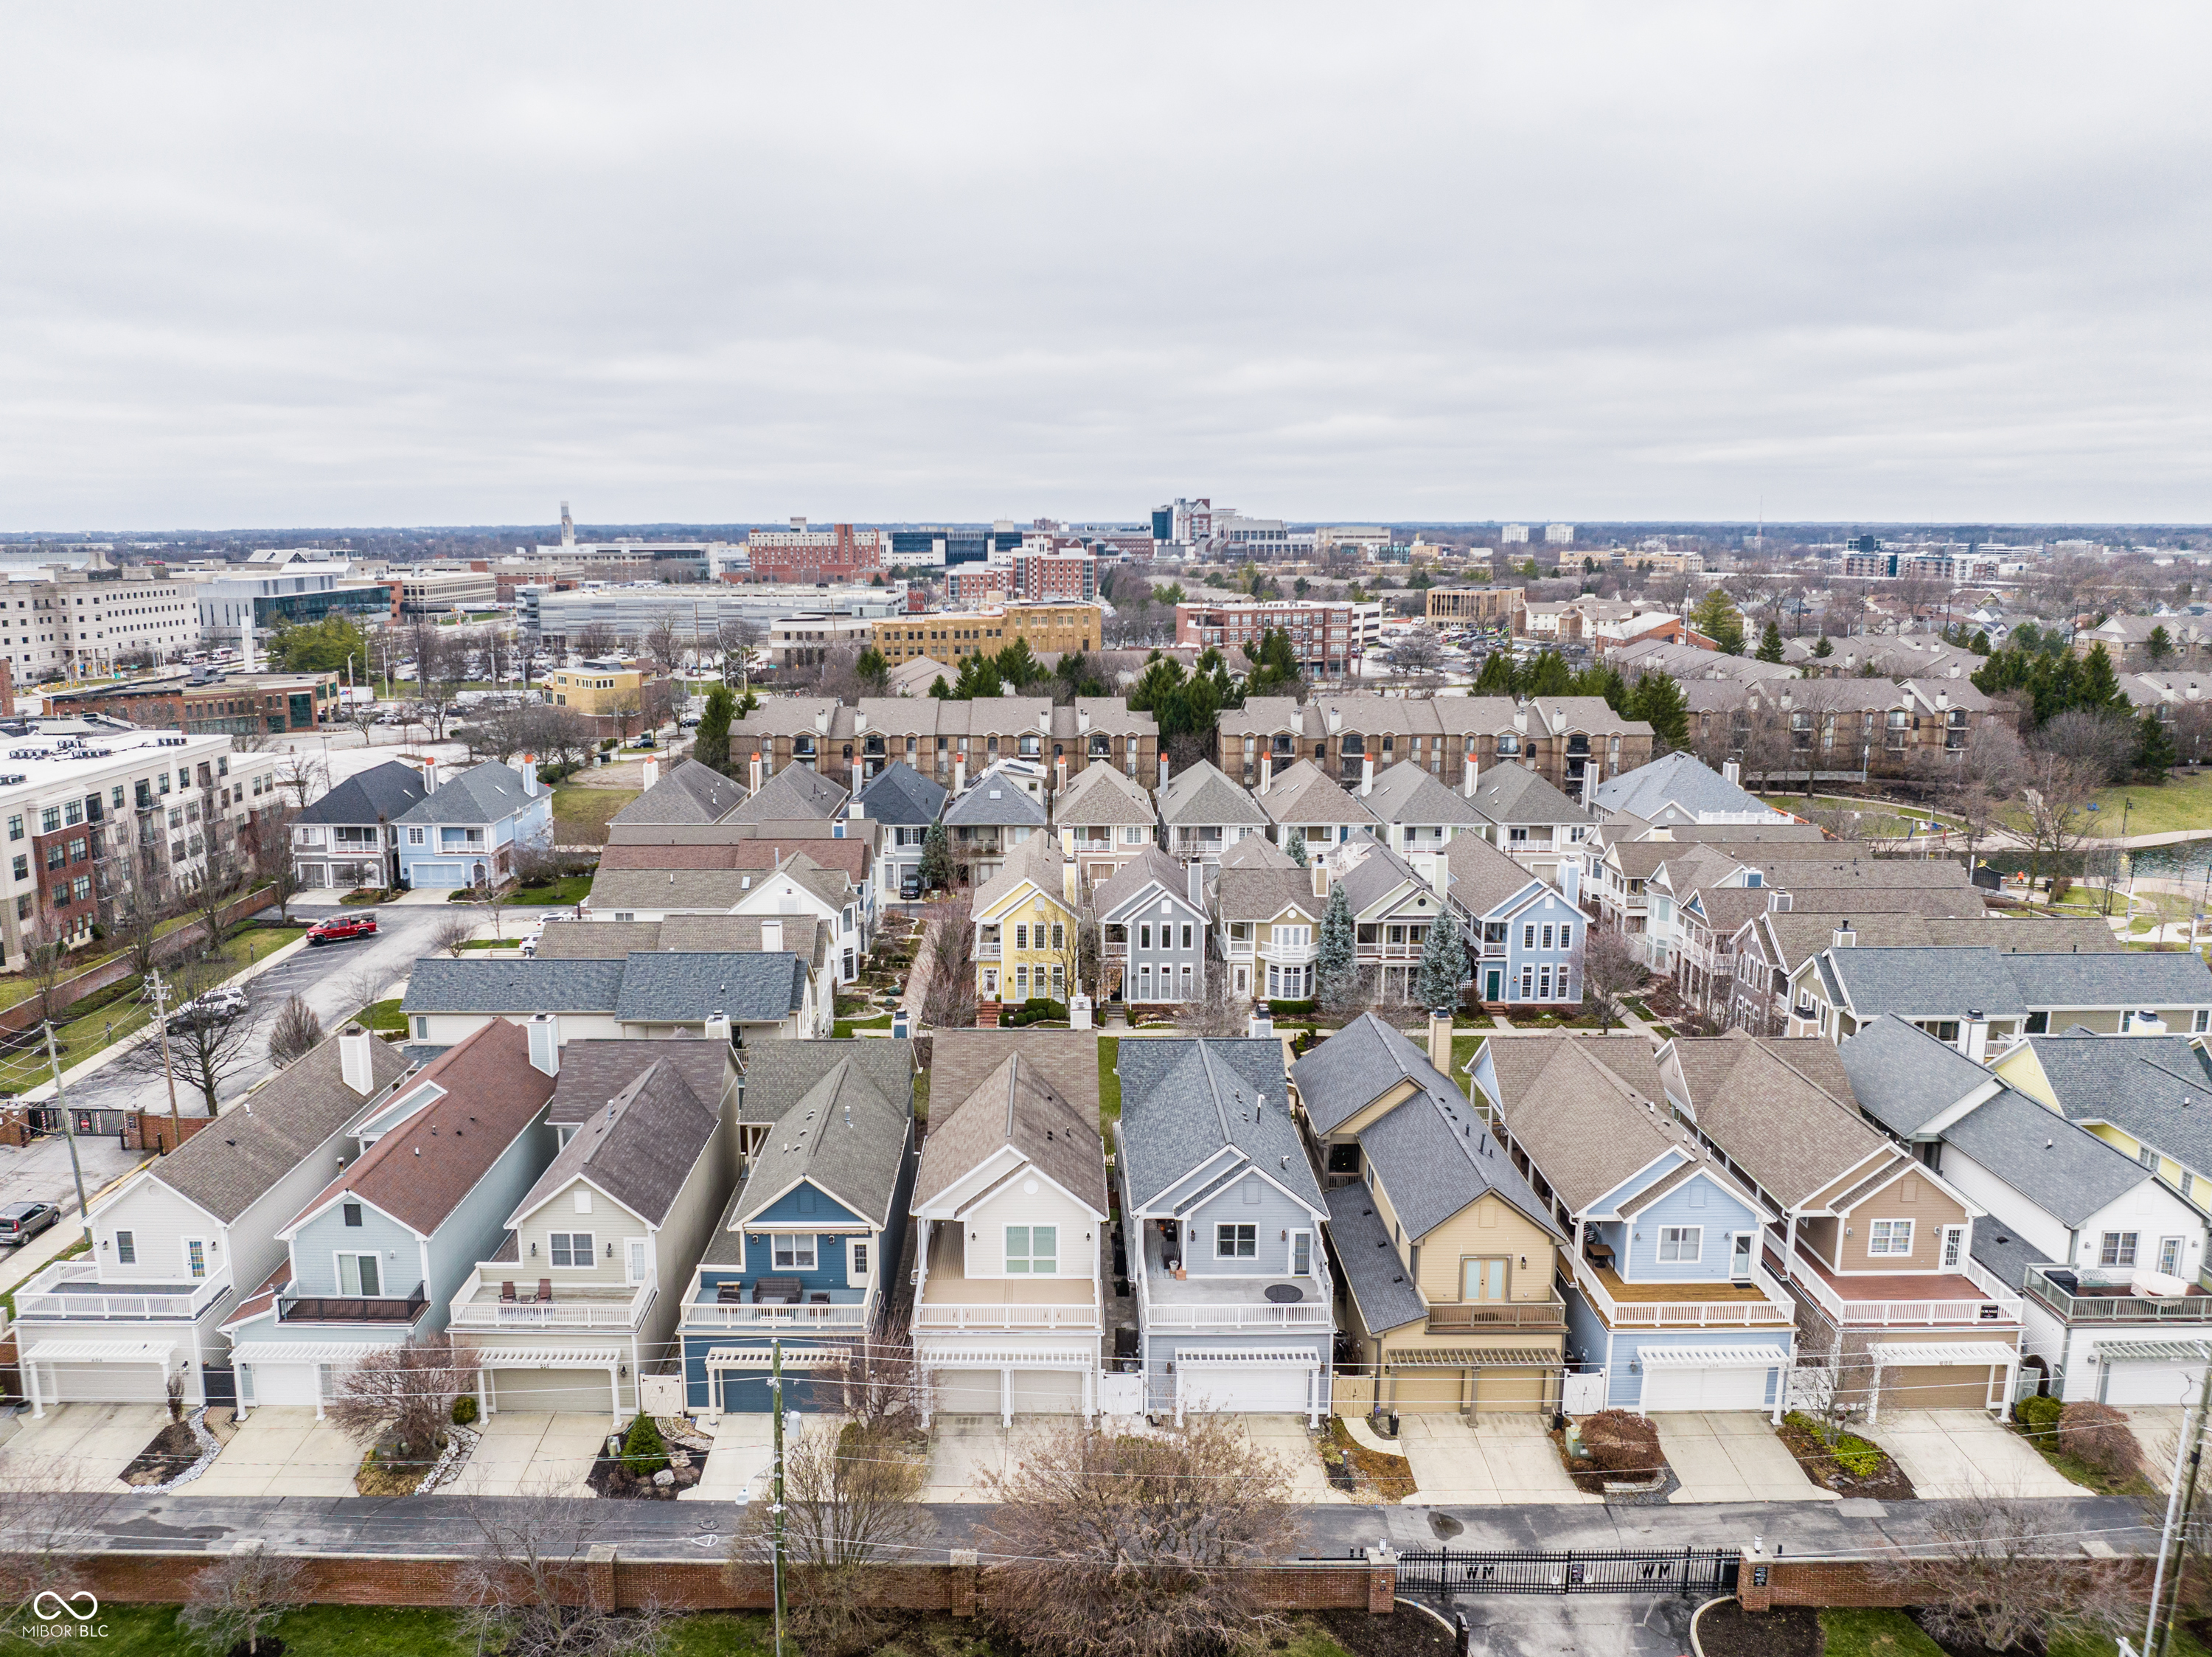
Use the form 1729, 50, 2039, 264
900, 874, 922, 901
167, 986, 248, 1033
307, 915, 379, 946
0, 1203, 58, 1246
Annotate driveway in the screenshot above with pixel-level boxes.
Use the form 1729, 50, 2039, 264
0, 1134, 139, 1219
1453, 1596, 1696, 1657
1655, 1413, 1836, 1504
193, 1408, 363, 1497
679, 1413, 776, 1504
2128, 1406, 2186, 1492
1396, 1413, 1598, 1505
436, 1412, 607, 1498
925, 1416, 1012, 1502
0, 1403, 170, 1491
1877, 1408, 2086, 1499
1243, 1414, 1344, 1504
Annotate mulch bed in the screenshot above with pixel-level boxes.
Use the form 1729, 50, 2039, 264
1775, 1415, 1916, 1500
1694, 1601, 1820, 1657
586, 1442, 707, 1499
1322, 1419, 1417, 1502
119, 1420, 202, 1487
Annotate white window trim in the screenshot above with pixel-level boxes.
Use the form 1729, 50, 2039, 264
1005, 1223, 1057, 1276
1868, 1218, 1914, 1257
1658, 1225, 1702, 1264
770, 1232, 817, 1271
549, 1230, 596, 1268
335, 1250, 386, 1298
1216, 1222, 1258, 1260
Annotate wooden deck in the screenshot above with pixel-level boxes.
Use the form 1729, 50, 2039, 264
1586, 1260, 1774, 1304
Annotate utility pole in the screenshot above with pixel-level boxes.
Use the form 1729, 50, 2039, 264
2147, 1357, 2212, 1656
147, 970, 183, 1149
770, 1335, 787, 1657
41, 1023, 90, 1240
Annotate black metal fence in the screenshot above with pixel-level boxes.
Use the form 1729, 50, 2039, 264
201, 1366, 237, 1410
1394, 1546, 1739, 1598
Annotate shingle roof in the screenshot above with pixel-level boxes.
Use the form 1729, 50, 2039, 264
1218, 833, 1295, 871
294, 760, 425, 827
1359, 763, 1488, 828
611, 759, 747, 827
1156, 760, 1267, 828
1666, 1032, 1892, 1210
1117, 1038, 1318, 1215
852, 760, 946, 827
914, 1041, 1107, 1215
1836, 1015, 1994, 1139
1943, 1085, 2151, 1229
2020, 1032, 2212, 1175
1093, 846, 1197, 919
536, 915, 823, 962
732, 1054, 912, 1229
942, 770, 1051, 829
737, 1039, 917, 1135
1255, 760, 1378, 827
1292, 1012, 1447, 1136
394, 760, 543, 827
402, 956, 629, 1015
728, 765, 847, 824
2007, 951, 2212, 1009
1213, 865, 1324, 925
543, 1038, 735, 1128
1441, 831, 1544, 917
1325, 1182, 1428, 1335
1051, 763, 1156, 828
613, 952, 808, 1024
1481, 1033, 1678, 1213
153, 1029, 410, 1224
1824, 947, 2031, 1020
1468, 762, 1590, 828
1970, 1222, 2055, 1293
1592, 751, 1775, 821
970, 829, 1067, 915
509, 1057, 717, 1228
1357, 1074, 1558, 1242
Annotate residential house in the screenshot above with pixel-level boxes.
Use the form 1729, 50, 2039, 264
717, 763, 846, 838
289, 760, 425, 891
1590, 751, 1792, 829
532, 915, 836, 1016
1209, 835, 1325, 1003
850, 761, 945, 901
1255, 759, 1378, 857
942, 762, 1048, 889
1358, 760, 1489, 861
1680, 679, 2001, 784
222, 1021, 557, 1414
1319, 836, 1472, 1007
394, 759, 555, 890
1116, 1038, 1332, 1422
1466, 763, 1597, 895
1660, 1031, 2022, 1419
1292, 1015, 1571, 1417
1156, 758, 1268, 867
910, 1032, 1109, 1422
1788, 945, 2212, 1048
1840, 1014, 2212, 1407
678, 1041, 917, 1414
1093, 846, 1209, 1008
1473, 1032, 1796, 1417
445, 1034, 733, 1420
1994, 1032, 2212, 1221
582, 852, 864, 982
1052, 762, 1158, 892
970, 831, 1081, 1011
13, 1026, 408, 1416
1441, 830, 1586, 1009
401, 953, 824, 1048
605, 759, 749, 846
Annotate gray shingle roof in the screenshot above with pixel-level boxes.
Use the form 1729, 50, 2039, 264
1051, 763, 1156, 828
536, 915, 823, 963
1825, 947, 2031, 1021
509, 1057, 718, 1227
1218, 833, 1295, 871
852, 761, 945, 827
1117, 1038, 1319, 1215
1481, 1033, 1683, 1215
1666, 1033, 1892, 1210
1292, 1012, 1453, 1136
1592, 751, 1774, 821
1942, 1085, 2151, 1229
728, 765, 847, 824
1837, 1015, 1993, 1139
732, 1053, 911, 1229
1969, 1221, 2054, 1293
1468, 762, 1590, 828
1093, 846, 1197, 920
1359, 763, 1489, 828
2021, 1033, 2212, 1175
737, 1038, 917, 1135
1213, 866, 1323, 926
2007, 951, 2212, 1010
943, 771, 1050, 829
1255, 760, 1378, 827
394, 760, 543, 827
1441, 832, 1544, 917
401, 956, 629, 1015
1157, 760, 1267, 828
543, 1038, 736, 1127
295, 760, 425, 827
1357, 1079, 1557, 1242
611, 759, 747, 826
154, 1030, 409, 1223
613, 952, 808, 1023
1325, 1182, 1427, 1335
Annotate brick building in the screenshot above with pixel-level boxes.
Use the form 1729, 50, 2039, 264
945, 550, 1099, 606
743, 521, 886, 584
1174, 598, 1371, 677
728, 695, 1159, 791
1422, 586, 1526, 628
869, 602, 1101, 670
44, 670, 340, 737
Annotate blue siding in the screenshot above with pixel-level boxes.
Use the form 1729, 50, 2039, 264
1621, 1176, 1758, 1284
748, 1181, 869, 1233
1593, 1152, 1691, 1215
289, 1203, 420, 1299
1179, 1173, 1318, 1281
1499, 892, 1584, 1004
1561, 1273, 1608, 1371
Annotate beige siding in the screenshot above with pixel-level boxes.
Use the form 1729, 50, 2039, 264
1419, 1197, 1558, 1306
962, 1179, 1096, 1279
1834, 1174, 1971, 1274
94, 1177, 223, 1289
514, 1177, 646, 1286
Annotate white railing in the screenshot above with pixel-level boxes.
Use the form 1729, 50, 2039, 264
913, 1302, 1100, 1331
15, 1261, 229, 1322
448, 1273, 655, 1330
1145, 1300, 1331, 1330
1571, 1258, 1795, 1330
1260, 942, 1318, 965
680, 1300, 871, 1331
1784, 1255, 2021, 1328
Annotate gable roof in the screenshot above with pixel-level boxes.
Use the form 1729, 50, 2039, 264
535, 915, 823, 963
1837, 1015, 1994, 1139
852, 760, 945, 826
153, 1029, 410, 1224
737, 1038, 917, 1133
728, 765, 847, 824
942, 770, 1051, 829
1942, 1084, 2152, 1229
1357, 1072, 1561, 1242
1093, 845, 1199, 918
509, 1057, 717, 1228
1218, 833, 1296, 871
1468, 761, 1590, 827
613, 952, 810, 1024
402, 956, 629, 1015
1480, 1032, 1682, 1214
611, 758, 747, 827
1255, 759, 1378, 827
1156, 759, 1267, 828
1820, 946, 2031, 1020
1441, 830, 1548, 917
2006, 950, 2212, 1010
1592, 751, 1776, 820
1665, 1032, 1891, 1210
1291, 1011, 1457, 1136
1213, 864, 1324, 925
915, 1032, 1105, 1214
294, 760, 425, 827
1051, 762, 1156, 828
2016, 1032, 2212, 1176
971, 830, 1068, 916
543, 1037, 735, 1128
394, 760, 543, 827
1359, 762, 1488, 827
1117, 1038, 1320, 1215
732, 1053, 912, 1229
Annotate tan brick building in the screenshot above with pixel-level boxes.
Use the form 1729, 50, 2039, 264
871, 602, 1100, 669
1423, 586, 1525, 627
728, 695, 1159, 791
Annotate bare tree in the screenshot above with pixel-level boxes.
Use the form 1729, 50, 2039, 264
0, 1480, 119, 1627
640, 609, 686, 678
1574, 925, 1646, 1031
433, 912, 478, 957
728, 1417, 930, 1655
457, 1500, 667, 1657
977, 1415, 1299, 1657
108, 879, 173, 986
181, 851, 246, 953
1386, 625, 1445, 686
19, 919, 76, 1029
141, 956, 265, 1114
338, 960, 392, 1024
2036, 707, 2137, 787
179, 1543, 307, 1657
815, 1327, 932, 1439
919, 900, 975, 1029
251, 800, 303, 923
327, 1336, 472, 1473
2020, 751, 2103, 900
267, 993, 322, 1068
270, 749, 328, 813
1877, 1493, 2133, 1654
571, 619, 618, 661
1180, 963, 1247, 1038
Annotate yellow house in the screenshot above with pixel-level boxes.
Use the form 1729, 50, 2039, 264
970, 832, 1081, 1010
1994, 1032, 2212, 1218
546, 665, 648, 715
1290, 1012, 1570, 1417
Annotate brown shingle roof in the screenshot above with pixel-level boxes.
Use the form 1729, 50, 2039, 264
916, 1032, 1107, 1214
1667, 1032, 1888, 1211
1484, 1034, 1677, 1213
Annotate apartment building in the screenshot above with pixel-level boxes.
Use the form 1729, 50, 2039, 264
0, 563, 204, 682
44, 670, 341, 737
526, 583, 904, 655
1683, 678, 2002, 782
870, 602, 1102, 669
945, 550, 1099, 606
1424, 587, 1526, 628
729, 696, 1159, 791
1174, 598, 1371, 677
743, 521, 886, 584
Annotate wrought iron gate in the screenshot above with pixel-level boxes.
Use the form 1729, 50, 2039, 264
1394, 1546, 1739, 1598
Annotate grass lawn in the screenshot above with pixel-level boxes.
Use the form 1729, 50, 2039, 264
355, 996, 406, 1033
503, 873, 594, 906
2007, 1425, 2150, 1496
1097, 1034, 1120, 1124
61, 1605, 777, 1655
551, 785, 640, 846
1818, 1608, 1944, 1656
2080, 770, 2212, 838
1450, 1031, 1486, 1077
34, 923, 307, 1072
834, 1013, 894, 1038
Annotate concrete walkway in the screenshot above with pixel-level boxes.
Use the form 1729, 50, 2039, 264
193, 1408, 362, 1498
678, 1413, 776, 1504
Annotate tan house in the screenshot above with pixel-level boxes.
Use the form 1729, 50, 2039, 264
1293, 1014, 1569, 1417
1051, 762, 1158, 891
1208, 836, 1326, 1004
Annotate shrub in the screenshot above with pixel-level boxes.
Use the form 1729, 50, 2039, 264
619, 1412, 669, 1477
2014, 1393, 2063, 1441
451, 1394, 479, 1427
2057, 1402, 2138, 1475
1002, 997, 1069, 1028
1830, 1434, 1885, 1478
1578, 1410, 1661, 1476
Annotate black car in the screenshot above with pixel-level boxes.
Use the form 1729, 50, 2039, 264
900, 874, 922, 901
0, 1203, 58, 1246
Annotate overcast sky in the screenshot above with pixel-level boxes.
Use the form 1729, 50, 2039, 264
4, 5, 2208, 531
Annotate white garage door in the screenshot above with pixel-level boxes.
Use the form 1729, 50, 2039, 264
491, 1367, 618, 1415
1180, 1364, 1312, 1415
934, 1369, 1006, 1417
1641, 1364, 1772, 1414
46, 1362, 167, 1405
1012, 1368, 1086, 1415
247, 1363, 321, 1408
2107, 1361, 2208, 1408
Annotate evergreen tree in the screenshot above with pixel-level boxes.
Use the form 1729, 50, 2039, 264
855, 645, 890, 691
951, 654, 1004, 700
1629, 673, 1691, 753
1316, 880, 1358, 1010
692, 684, 734, 775
1240, 629, 1303, 699
919, 819, 954, 893
1474, 650, 1518, 696
928, 674, 951, 700
995, 636, 1046, 690
1756, 621, 1785, 663
1285, 833, 1307, 868
2138, 710, 2180, 779
1691, 588, 1745, 655
1054, 649, 1107, 700
2145, 625, 2176, 667
1969, 630, 1992, 656
1810, 636, 1833, 659
1523, 650, 1573, 697
1413, 906, 1464, 1011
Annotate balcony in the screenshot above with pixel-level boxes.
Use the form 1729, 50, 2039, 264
1425, 1296, 1568, 1334
1134, 1223, 1332, 1332
1570, 1256, 1796, 1330
681, 1285, 872, 1333
14, 1260, 231, 1322
976, 942, 1002, 960
1778, 1248, 2022, 1328
913, 1220, 1100, 1333
1259, 940, 1318, 966
448, 1268, 656, 1331
2024, 1265, 2212, 1325
279, 1281, 428, 1324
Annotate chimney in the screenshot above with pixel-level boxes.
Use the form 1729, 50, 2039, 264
526, 1012, 560, 1077
1259, 753, 1273, 791
953, 757, 966, 793
750, 755, 763, 793
641, 757, 660, 792
852, 707, 868, 733
705, 1010, 732, 1045
1427, 1007, 1454, 1075
1248, 1003, 1274, 1040
1186, 857, 1205, 911
422, 759, 437, 793
1721, 760, 1741, 785
518, 752, 538, 796
847, 799, 864, 821
1326, 706, 1343, 735
762, 918, 784, 953
813, 706, 831, 734
1311, 863, 1327, 898
338, 1024, 377, 1096
1157, 755, 1170, 791
1054, 757, 1066, 794
1361, 755, 1374, 796
1936, 688, 1950, 711
1063, 857, 1079, 906
1833, 920, 1856, 948
1962, 1010, 1989, 1063
1077, 707, 1091, 734
1463, 754, 1479, 799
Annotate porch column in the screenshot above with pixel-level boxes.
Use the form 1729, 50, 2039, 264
477, 1368, 489, 1420
1770, 1364, 1785, 1427
313, 1365, 325, 1421
611, 1365, 622, 1425
1175, 1364, 1185, 1427
1082, 1365, 1096, 1424
1000, 1366, 1012, 1428
1779, 1212, 1798, 1280
26, 1354, 40, 1420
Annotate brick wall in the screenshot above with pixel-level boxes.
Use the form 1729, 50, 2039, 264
1736, 1551, 2151, 1613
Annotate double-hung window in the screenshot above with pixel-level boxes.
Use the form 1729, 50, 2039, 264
1005, 1225, 1057, 1274
549, 1231, 594, 1267
771, 1234, 816, 1271
1216, 1223, 1257, 1260
115, 1229, 136, 1265
2100, 1232, 2140, 1268
1658, 1226, 1701, 1262
1867, 1219, 1914, 1257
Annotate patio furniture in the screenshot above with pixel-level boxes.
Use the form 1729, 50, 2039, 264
537, 1279, 552, 1302
807, 1291, 831, 1317
754, 1276, 803, 1305
1265, 1283, 1304, 1305
1584, 1240, 1617, 1271
500, 1281, 517, 1302
716, 1281, 747, 1304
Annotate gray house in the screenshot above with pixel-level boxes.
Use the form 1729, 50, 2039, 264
941, 761, 1048, 887
1157, 759, 1269, 868
1358, 760, 1489, 860
401, 951, 824, 1049
607, 759, 750, 846
289, 760, 425, 891
851, 761, 946, 900
1094, 846, 1209, 1009
1467, 761, 1597, 895
1116, 1038, 1332, 1421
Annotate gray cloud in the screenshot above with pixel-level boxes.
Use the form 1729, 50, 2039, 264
2, 4, 2208, 529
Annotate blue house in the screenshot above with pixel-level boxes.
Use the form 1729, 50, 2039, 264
1472, 1031, 1797, 1419
394, 758, 556, 890
1443, 830, 1587, 1009
678, 1041, 917, 1416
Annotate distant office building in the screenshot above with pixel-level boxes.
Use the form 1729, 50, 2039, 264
887, 525, 1025, 570
1545, 524, 1576, 545
1425, 587, 1527, 628
388, 569, 499, 617
871, 602, 1102, 669
1175, 597, 1369, 677
0, 560, 203, 682
187, 563, 384, 650
1317, 525, 1393, 555
1153, 498, 1215, 546
1062, 523, 1155, 557
1500, 524, 1530, 544
526, 583, 902, 654
946, 550, 1099, 606
743, 520, 886, 584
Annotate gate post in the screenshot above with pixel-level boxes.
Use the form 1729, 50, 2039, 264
1738, 1542, 1772, 1612
1366, 1545, 1397, 1613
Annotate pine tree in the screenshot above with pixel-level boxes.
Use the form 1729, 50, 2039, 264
855, 645, 890, 690
1756, 622, 1784, 663
1413, 906, 1464, 1012
1286, 833, 1307, 868
1629, 673, 1691, 752
919, 819, 954, 893
1523, 650, 1572, 698
1317, 881, 1357, 1010
1811, 636, 1834, 659
2146, 625, 2176, 666
692, 684, 734, 775
1474, 650, 1518, 697
2138, 710, 2180, 779
1691, 588, 1745, 655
